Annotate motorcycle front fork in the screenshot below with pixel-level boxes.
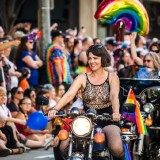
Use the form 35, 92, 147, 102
68, 132, 73, 159
67, 129, 95, 160
88, 129, 94, 159
137, 134, 144, 155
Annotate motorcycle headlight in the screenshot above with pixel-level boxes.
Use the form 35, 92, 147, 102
143, 103, 154, 113
71, 116, 92, 137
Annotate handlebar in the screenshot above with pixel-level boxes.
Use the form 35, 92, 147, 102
95, 113, 112, 121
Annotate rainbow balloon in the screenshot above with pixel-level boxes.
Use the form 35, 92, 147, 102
95, 0, 149, 36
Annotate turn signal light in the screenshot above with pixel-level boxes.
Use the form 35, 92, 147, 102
58, 129, 69, 141
145, 118, 152, 126
94, 132, 105, 144
54, 118, 63, 125
121, 128, 129, 132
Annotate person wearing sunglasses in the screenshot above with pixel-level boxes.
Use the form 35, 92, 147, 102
130, 32, 160, 79
15, 36, 43, 87
7, 86, 24, 118
48, 44, 124, 160
149, 41, 160, 58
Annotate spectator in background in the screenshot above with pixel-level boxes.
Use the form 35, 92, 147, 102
18, 67, 30, 91
76, 36, 93, 75
16, 97, 52, 142
43, 84, 56, 109
2, 39, 21, 89
65, 28, 77, 38
93, 38, 101, 45
7, 86, 24, 118
64, 35, 74, 79
149, 41, 160, 58
45, 30, 72, 86
15, 36, 43, 87
105, 38, 117, 72
36, 88, 50, 113
71, 38, 82, 77
10, 30, 25, 63
55, 83, 66, 103
135, 34, 148, 56
137, 50, 144, 60
130, 32, 160, 78
116, 50, 133, 72
24, 88, 37, 110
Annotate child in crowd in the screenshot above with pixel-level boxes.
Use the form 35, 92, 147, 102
16, 97, 53, 149
18, 67, 30, 91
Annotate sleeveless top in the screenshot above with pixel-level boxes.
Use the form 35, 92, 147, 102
82, 73, 111, 110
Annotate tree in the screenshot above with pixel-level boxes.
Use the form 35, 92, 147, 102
0, 0, 26, 33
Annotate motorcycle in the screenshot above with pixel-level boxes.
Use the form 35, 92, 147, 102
53, 105, 135, 160
119, 66, 160, 160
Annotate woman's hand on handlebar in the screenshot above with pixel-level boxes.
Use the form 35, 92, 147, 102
48, 109, 58, 119
112, 113, 121, 121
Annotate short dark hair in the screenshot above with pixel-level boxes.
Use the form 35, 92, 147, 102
86, 45, 111, 67
51, 30, 63, 40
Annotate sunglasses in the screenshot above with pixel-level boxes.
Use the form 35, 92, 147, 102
17, 91, 24, 94
22, 103, 32, 105
143, 59, 152, 63
151, 50, 159, 53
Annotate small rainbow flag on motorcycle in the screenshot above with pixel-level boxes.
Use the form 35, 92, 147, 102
125, 88, 148, 135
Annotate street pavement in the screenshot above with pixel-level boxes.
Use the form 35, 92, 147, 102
1, 147, 55, 160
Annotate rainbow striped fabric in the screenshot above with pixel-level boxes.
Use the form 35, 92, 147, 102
125, 88, 148, 135
45, 44, 71, 85
123, 144, 132, 160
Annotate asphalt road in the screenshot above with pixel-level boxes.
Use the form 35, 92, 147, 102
1, 147, 55, 160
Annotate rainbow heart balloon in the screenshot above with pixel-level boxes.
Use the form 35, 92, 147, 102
95, 0, 149, 36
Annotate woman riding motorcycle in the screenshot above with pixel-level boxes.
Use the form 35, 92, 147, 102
48, 44, 124, 160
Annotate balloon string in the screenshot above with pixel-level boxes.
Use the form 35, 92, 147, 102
117, 21, 124, 43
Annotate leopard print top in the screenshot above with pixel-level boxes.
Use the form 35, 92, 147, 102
82, 73, 111, 109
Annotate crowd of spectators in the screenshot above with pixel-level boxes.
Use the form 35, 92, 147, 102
0, 20, 160, 157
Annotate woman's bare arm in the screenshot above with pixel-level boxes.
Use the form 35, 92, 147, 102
109, 73, 120, 113
22, 56, 43, 69
130, 32, 143, 65
0, 40, 20, 51
53, 74, 85, 111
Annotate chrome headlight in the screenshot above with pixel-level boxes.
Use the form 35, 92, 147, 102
71, 116, 92, 137
143, 103, 154, 113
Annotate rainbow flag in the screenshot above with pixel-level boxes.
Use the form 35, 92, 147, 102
125, 88, 148, 135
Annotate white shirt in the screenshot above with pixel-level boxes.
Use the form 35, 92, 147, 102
71, 98, 84, 110
0, 104, 11, 121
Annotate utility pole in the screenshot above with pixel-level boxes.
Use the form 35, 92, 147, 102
38, 0, 51, 61
38, 0, 54, 84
